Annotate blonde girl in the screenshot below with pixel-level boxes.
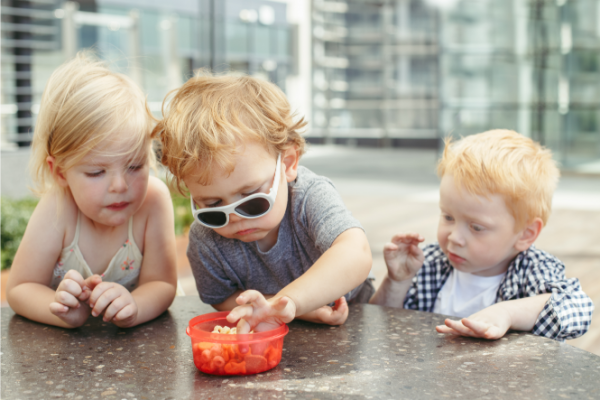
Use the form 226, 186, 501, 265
6, 53, 177, 328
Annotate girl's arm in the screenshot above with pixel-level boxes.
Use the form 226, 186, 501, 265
123, 177, 178, 326
6, 193, 91, 328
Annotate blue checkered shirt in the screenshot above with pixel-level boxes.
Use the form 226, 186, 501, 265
403, 243, 594, 341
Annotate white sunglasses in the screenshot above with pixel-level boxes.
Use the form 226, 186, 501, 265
190, 154, 282, 228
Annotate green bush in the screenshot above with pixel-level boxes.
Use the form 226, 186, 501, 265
171, 191, 195, 236
1, 197, 39, 270
0, 193, 195, 271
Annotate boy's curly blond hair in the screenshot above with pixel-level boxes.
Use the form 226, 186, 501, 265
155, 72, 307, 194
438, 129, 560, 231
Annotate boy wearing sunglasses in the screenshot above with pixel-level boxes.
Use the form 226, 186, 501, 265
156, 74, 373, 332
370, 130, 593, 341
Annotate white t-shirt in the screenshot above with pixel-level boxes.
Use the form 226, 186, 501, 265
432, 269, 506, 318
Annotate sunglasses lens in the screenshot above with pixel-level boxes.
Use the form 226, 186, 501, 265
235, 197, 271, 217
198, 212, 227, 227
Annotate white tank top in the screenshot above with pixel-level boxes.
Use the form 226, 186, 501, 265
50, 212, 142, 291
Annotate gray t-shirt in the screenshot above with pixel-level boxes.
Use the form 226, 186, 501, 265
187, 166, 364, 305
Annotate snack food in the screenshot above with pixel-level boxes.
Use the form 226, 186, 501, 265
192, 341, 282, 375
187, 312, 289, 376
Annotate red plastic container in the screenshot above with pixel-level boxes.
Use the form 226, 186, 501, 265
186, 311, 289, 375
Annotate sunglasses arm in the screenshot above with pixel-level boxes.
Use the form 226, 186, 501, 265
268, 153, 282, 197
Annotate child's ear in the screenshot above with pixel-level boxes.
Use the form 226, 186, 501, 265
514, 218, 543, 252
282, 146, 300, 183
46, 156, 69, 188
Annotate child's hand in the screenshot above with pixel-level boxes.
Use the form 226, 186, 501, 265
298, 297, 349, 325
383, 233, 425, 282
435, 303, 512, 340
49, 271, 101, 321
89, 282, 138, 328
227, 290, 296, 334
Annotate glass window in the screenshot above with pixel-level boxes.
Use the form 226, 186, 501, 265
255, 25, 272, 56
177, 16, 194, 54
226, 22, 248, 56
277, 27, 288, 57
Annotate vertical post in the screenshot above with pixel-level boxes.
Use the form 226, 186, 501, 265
210, 0, 226, 73
435, 0, 444, 157
128, 10, 143, 89
11, 0, 32, 146
514, 0, 531, 138
531, 0, 548, 146
381, 0, 392, 148
161, 15, 182, 91
62, 1, 79, 61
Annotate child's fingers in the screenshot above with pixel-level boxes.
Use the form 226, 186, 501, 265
391, 233, 424, 245
227, 304, 254, 324
88, 282, 112, 308
236, 290, 269, 308
461, 318, 490, 334
409, 244, 424, 257
78, 286, 92, 303
57, 278, 83, 297
332, 296, 348, 314
49, 301, 70, 315
90, 287, 120, 318
83, 274, 102, 291
55, 290, 80, 309
435, 325, 462, 335
330, 297, 349, 325
272, 296, 291, 313
443, 319, 476, 337
462, 319, 503, 340
235, 318, 253, 335
63, 270, 85, 288
383, 242, 399, 253
101, 295, 130, 322
111, 302, 136, 322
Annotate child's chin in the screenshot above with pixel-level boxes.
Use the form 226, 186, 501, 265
233, 231, 266, 242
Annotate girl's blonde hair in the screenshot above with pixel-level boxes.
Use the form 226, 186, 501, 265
29, 52, 157, 195
437, 129, 560, 231
155, 72, 307, 194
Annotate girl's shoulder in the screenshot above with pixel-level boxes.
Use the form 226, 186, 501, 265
139, 176, 172, 210
32, 190, 79, 247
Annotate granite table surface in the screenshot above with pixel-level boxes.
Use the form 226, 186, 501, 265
2, 296, 599, 400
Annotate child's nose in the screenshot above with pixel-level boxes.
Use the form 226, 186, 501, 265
448, 228, 465, 246
228, 213, 243, 223
109, 172, 128, 193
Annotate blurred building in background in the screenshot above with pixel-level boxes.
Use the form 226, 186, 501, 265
310, 0, 600, 167
2, 0, 600, 168
1, 0, 294, 146
311, 0, 439, 148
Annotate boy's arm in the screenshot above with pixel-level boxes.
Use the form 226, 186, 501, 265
273, 227, 371, 316
215, 291, 348, 325
369, 277, 414, 308
369, 233, 425, 307
228, 227, 371, 332
438, 250, 594, 341
436, 294, 552, 339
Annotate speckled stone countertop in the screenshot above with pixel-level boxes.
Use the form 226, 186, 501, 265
2, 297, 599, 399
